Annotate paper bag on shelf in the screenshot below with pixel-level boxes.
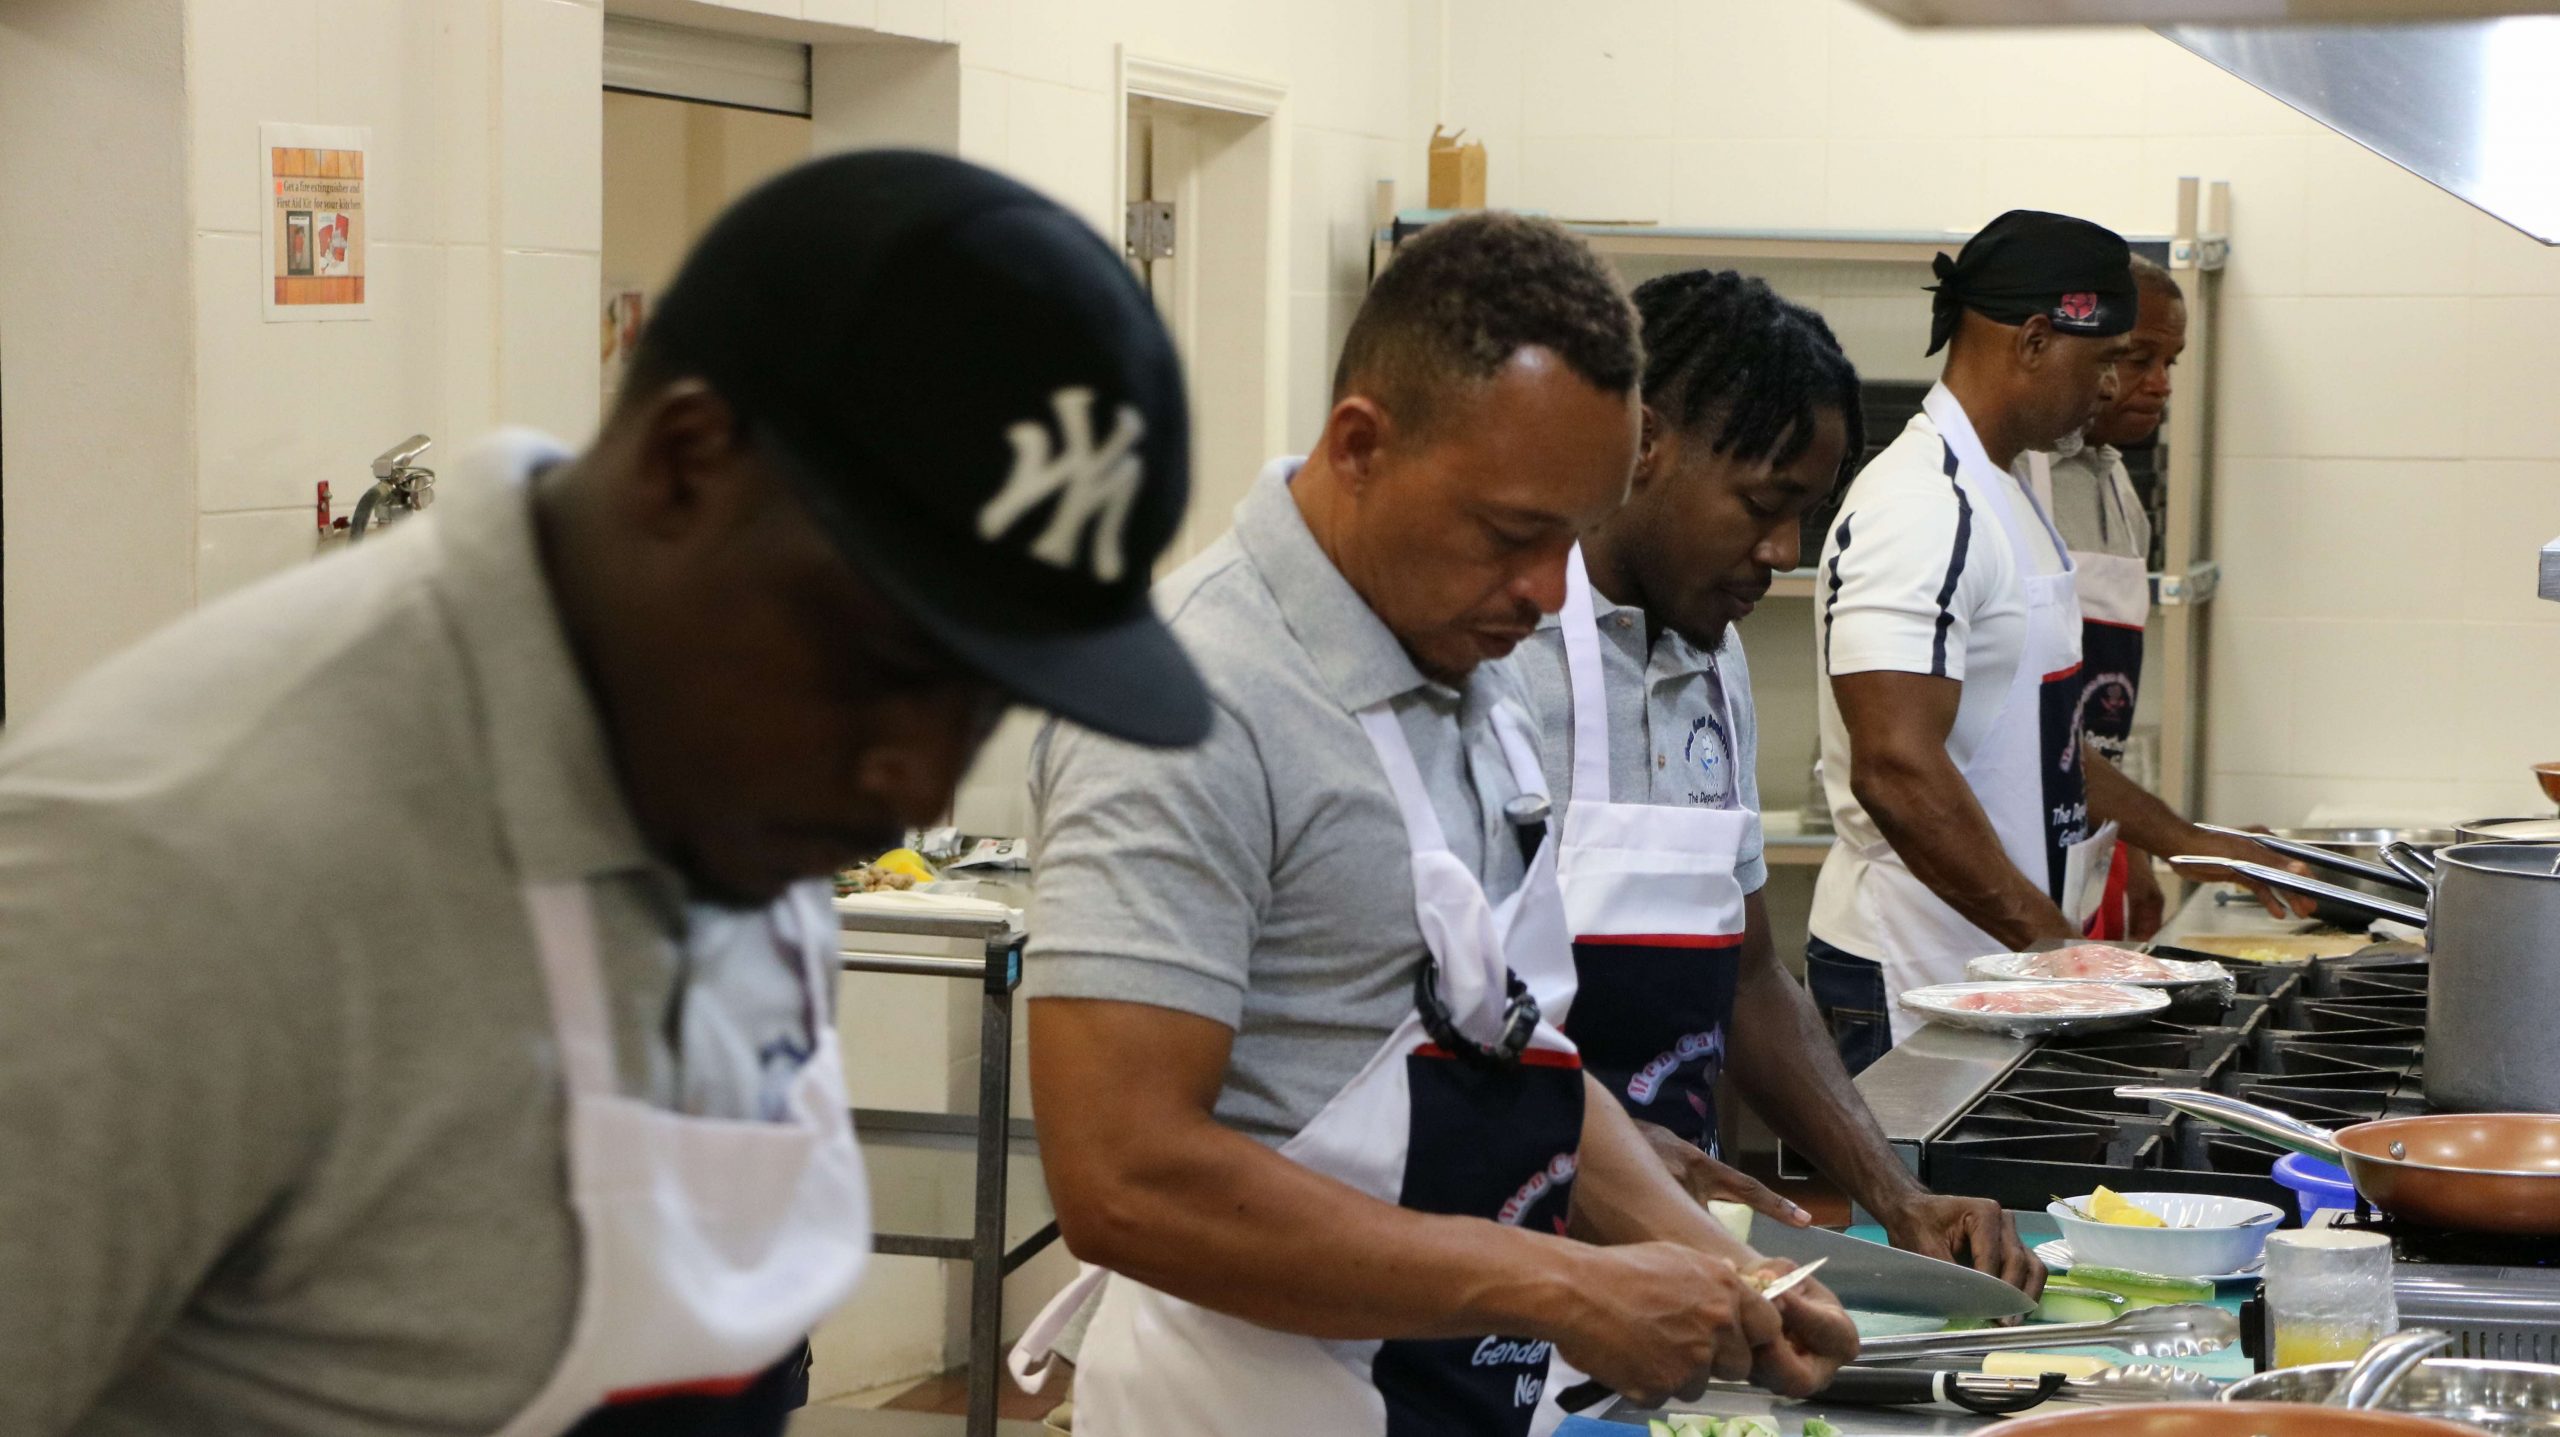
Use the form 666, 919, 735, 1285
1427, 125, 1487, 210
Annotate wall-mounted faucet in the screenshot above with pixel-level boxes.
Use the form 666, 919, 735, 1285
351, 434, 435, 542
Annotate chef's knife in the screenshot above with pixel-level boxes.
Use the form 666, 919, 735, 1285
1744, 1221, 2035, 1320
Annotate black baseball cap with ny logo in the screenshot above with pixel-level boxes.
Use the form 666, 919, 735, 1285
645, 150, 1210, 748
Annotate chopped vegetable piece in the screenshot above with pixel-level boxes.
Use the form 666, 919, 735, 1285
2064, 1265, 2215, 1308
1725, 1417, 1779, 1437
1803, 1420, 1842, 1437
1707, 1200, 1754, 1243
1649, 1421, 1678, 1437
2036, 1281, 2128, 1324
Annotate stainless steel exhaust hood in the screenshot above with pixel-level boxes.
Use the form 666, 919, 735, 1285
2161, 19, 2560, 244
1857, 3, 2560, 23
1855, 2, 2560, 245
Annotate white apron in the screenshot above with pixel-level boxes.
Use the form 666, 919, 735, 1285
497, 880, 873, 1437
1553, 546, 1754, 1158
1028, 698, 1588, 1437
2026, 449, 2149, 938
1860, 392, 2118, 1040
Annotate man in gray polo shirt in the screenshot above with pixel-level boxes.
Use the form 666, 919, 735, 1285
0, 154, 1209, 1437
1025, 213, 1856, 1429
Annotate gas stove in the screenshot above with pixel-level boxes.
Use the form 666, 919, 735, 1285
1856, 946, 2560, 1365
1863, 949, 2430, 1214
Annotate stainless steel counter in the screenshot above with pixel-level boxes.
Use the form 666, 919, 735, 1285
1847, 882, 2348, 1164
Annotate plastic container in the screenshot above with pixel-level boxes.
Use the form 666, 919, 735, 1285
2273, 1152, 2360, 1221
2264, 1227, 2398, 1367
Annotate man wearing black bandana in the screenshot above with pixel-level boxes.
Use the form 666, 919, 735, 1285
1802, 210, 2302, 1072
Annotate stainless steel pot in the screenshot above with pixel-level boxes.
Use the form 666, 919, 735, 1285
2458, 817, 2560, 845
2224, 1360, 2560, 1435
2426, 842, 2560, 1112
2170, 839, 2560, 1113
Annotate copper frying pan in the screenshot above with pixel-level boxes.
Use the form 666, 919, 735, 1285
1997, 1402, 2481, 1437
2118, 1087, 2560, 1236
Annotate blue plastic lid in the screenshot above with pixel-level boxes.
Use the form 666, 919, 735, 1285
2273, 1151, 2356, 1193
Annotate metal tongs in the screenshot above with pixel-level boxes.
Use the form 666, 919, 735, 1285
1854, 1301, 2239, 1361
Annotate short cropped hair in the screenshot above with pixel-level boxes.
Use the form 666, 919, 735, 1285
2131, 253, 2183, 303
1332, 211, 1641, 436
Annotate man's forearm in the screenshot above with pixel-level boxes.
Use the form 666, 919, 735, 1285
1854, 745, 2076, 948
1033, 1001, 1603, 1347
1051, 1084, 1607, 1343
1724, 896, 1924, 1219
1570, 1075, 1766, 1266
2083, 744, 2198, 855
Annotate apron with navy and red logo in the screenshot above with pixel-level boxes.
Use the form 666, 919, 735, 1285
2025, 450, 2149, 937
1859, 389, 2119, 1039
1552, 547, 1753, 1158
499, 882, 870, 1437
1014, 698, 1587, 1437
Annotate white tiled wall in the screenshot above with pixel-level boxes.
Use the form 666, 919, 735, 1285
167, 0, 604, 634
1446, 0, 2560, 828
0, 0, 199, 711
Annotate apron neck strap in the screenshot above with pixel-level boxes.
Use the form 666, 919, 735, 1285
1357, 703, 1454, 857
1356, 693, 1553, 862
522, 879, 622, 1098
1558, 545, 1614, 805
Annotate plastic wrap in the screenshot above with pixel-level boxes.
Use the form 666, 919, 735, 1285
1897, 979, 2169, 1037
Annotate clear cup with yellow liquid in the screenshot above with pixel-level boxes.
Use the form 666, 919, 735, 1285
2264, 1228, 2397, 1368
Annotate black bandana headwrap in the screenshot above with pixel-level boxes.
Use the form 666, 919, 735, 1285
1927, 209, 2138, 356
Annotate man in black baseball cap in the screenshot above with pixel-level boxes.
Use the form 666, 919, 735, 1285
0, 151, 1200, 1436
1805, 207, 2295, 1072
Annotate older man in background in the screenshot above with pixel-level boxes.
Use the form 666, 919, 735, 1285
2018, 255, 2185, 939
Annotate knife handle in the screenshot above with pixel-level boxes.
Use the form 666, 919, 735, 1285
1816, 1367, 2064, 1414
1815, 1367, 1952, 1407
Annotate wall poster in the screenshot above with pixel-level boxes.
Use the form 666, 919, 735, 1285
262, 123, 370, 321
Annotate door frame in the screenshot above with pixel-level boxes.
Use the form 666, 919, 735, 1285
1113, 50, 1289, 553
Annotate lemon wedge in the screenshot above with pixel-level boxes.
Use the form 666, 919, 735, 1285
2088, 1186, 2166, 1228
871, 848, 935, 883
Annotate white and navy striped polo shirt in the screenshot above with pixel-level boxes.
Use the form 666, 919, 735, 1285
1807, 383, 2054, 959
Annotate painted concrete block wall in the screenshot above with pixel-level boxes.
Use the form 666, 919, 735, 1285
0, 0, 199, 716
187, 0, 603, 614
1442, 0, 2560, 828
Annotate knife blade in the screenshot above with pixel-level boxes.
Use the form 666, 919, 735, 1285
1756, 1255, 1828, 1301
1745, 1221, 2034, 1320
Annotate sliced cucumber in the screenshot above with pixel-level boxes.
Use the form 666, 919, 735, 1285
1803, 1419, 1843, 1437
1650, 1420, 1679, 1437
2036, 1281, 2130, 1324
1724, 1415, 1779, 1437
2063, 1265, 2215, 1309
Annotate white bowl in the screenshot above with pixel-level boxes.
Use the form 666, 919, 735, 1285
2045, 1192, 2285, 1277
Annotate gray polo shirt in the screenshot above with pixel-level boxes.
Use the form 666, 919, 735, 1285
1508, 593, 1767, 895
1025, 459, 1542, 1145
0, 435, 810, 1436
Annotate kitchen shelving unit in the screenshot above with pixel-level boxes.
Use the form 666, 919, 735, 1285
1374, 178, 2232, 831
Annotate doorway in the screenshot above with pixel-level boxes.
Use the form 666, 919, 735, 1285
1118, 61, 1285, 569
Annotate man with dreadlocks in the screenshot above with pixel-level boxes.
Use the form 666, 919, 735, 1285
1509, 269, 2039, 1294
1805, 211, 2297, 1074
